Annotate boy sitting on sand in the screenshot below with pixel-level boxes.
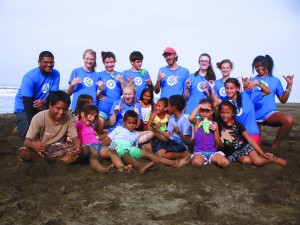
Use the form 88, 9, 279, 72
18, 91, 89, 163
151, 95, 192, 159
102, 110, 190, 174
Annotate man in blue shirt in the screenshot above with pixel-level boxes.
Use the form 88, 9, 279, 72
14, 51, 60, 141
154, 47, 189, 99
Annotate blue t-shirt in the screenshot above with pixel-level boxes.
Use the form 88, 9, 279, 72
14, 67, 60, 112
167, 114, 192, 149
251, 75, 284, 121
185, 73, 210, 114
68, 67, 100, 110
157, 66, 189, 99
225, 91, 262, 135
109, 99, 143, 132
123, 69, 151, 100
97, 70, 122, 114
214, 79, 227, 101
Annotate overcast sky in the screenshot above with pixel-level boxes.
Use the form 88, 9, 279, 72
0, 0, 299, 101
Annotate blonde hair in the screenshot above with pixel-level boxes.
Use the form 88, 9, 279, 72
83, 49, 97, 69
122, 82, 136, 94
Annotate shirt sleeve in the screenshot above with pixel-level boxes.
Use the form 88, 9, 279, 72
21, 76, 35, 97
67, 116, 78, 139
275, 79, 285, 98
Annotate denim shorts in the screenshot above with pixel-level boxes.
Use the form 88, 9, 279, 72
192, 151, 225, 165
151, 139, 186, 153
99, 111, 109, 121
88, 143, 104, 154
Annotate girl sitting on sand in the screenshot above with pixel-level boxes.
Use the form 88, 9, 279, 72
217, 100, 287, 166
76, 104, 132, 174
188, 98, 230, 168
147, 97, 170, 141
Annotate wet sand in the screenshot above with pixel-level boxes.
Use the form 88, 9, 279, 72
0, 104, 299, 225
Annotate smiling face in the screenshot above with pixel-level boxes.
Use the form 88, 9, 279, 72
104, 57, 115, 73
123, 116, 138, 132
80, 110, 98, 126
155, 100, 168, 115
199, 55, 211, 70
255, 61, 268, 77
163, 53, 177, 66
123, 87, 135, 105
38, 57, 55, 74
225, 82, 239, 99
141, 91, 151, 104
220, 62, 232, 77
49, 101, 69, 122
219, 105, 235, 125
83, 52, 95, 70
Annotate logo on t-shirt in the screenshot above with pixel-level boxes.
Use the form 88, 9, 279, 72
236, 107, 243, 117
42, 83, 50, 93
219, 87, 227, 97
257, 80, 268, 90
134, 77, 142, 86
106, 79, 116, 89
197, 82, 208, 92
84, 77, 93, 87
167, 75, 179, 86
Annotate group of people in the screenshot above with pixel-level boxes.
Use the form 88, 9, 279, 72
14, 47, 294, 174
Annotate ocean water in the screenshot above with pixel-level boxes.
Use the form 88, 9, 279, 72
0, 86, 18, 114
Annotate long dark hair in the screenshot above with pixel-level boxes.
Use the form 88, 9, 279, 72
139, 87, 155, 109
225, 78, 242, 110
252, 55, 274, 75
195, 53, 216, 81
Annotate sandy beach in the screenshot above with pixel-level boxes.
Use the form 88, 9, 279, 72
0, 104, 299, 225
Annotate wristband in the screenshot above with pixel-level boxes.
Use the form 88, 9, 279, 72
285, 88, 291, 92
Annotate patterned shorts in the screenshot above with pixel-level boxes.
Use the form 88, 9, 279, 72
226, 144, 254, 162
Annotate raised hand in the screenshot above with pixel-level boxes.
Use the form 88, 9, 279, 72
114, 103, 121, 114
116, 74, 124, 83
96, 80, 105, 91
133, 105, 139, 115
127, 76, 134, 84
283, 74, 294, 85
208, 80, 215, 89
158, 70, 166, 82
71, 74, 82, 86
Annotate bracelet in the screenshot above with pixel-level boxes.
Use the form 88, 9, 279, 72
285, 88, 291, 92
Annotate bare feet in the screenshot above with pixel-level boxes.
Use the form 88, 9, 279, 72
118, 165, 133, 174
138, 161, 156, 174
176, 156, 191, 167
269, 155, 288, 166
99, 164, 114, 174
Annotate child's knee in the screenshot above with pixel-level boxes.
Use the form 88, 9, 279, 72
240, 157, 252, 165
220, 159, 230, 168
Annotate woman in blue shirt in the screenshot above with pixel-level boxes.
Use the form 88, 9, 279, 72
251, 55, 294, 150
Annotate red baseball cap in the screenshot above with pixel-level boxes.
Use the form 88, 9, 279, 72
162, 47, 177, 55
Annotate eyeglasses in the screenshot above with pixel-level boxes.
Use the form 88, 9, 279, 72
40, 61, 55, 65
199, 108, 212, 113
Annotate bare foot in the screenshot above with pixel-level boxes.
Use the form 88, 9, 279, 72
269, 155, 288, 166
97, 164, 114, 174
138, 161, 156, 174
176, 156, 191, 167
118, 165, 133, 174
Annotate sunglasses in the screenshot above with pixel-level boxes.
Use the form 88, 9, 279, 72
199, 108, 212, 113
